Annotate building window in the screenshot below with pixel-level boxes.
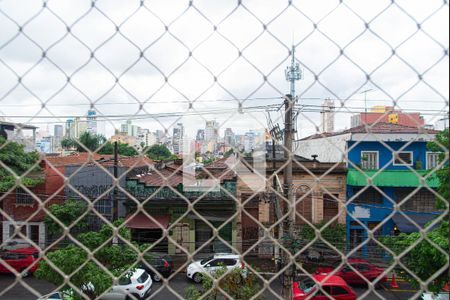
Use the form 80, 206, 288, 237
323, 194, 339, 221
16, 188, 33, 204
9, 224, 27, 238
361, 151, 378, 169
426, 152, 440, 170
396, 188, 436, 212
352, 187, 383, 204
94, 199, 112, 215
393, 151, 413, 166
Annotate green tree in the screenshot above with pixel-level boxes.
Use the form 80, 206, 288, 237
381, 129, 449, 293
98, 141, 138, 157
185, 265, 263, 300
35, 219, 138, 300
427, 128, 448, 205
0, 137, 42, 192
223, 148, 234, 158
44, 199, 89, 236
61, 132, 107, 152
145, 144, 175, 161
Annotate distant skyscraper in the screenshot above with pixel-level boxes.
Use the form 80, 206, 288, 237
86, 109, 97, 134
54, 124, 63, 151
244, 131, 255, 153
172, 123, 184, 154
120, 120, 140, 137
320, 99, 335, 133
224, 128, 235, 146
205, 120, 219, 142
196, 129, 205, 141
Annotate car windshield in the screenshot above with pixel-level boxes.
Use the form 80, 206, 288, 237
298, 278, 316, 294
200, 256, 214, 265
137, 271, 149, 283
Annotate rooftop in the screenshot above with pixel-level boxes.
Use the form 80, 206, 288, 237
44, 152, 153, 168
298, 122, 440, 141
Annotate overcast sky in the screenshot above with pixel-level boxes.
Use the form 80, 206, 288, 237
0, 0, 448, 139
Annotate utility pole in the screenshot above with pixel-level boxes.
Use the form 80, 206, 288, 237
282, 46, 301, 299
112, 141, 118, 222
360, 88, 374, 116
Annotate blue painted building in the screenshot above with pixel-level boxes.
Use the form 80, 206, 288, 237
296, 122, 443, 257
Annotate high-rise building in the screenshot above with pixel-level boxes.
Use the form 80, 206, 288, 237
65, 117, 87, 139
86, 109, 97, 134
54, 124, 63, 151
172, 123, 184, 154
244, 131, 255, 153
205, 120, 219, 142
320, 99, 335, 133
196, 129, 205, 141
120, 120, 140, 137
224, 128, 235, 146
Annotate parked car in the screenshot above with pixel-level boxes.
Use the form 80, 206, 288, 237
139, 254, 173, 282
82, 268, 152, 300
37, 290, 73, 300
0, 250, 38, 276
422, 292, 449, 300
293, 275, 357, 300
1, 239, 33, 251
10, 246, 40, 259
316, 258, 387, 286
186, 253, 247, 283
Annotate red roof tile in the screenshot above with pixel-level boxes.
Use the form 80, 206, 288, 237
45, 153, 109, 166
44, 153, 153, 168
299, 122, 439, 141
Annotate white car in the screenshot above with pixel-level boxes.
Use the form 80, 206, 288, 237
84, 268, 152, 300
37, 290, 73, 300
186, 254, 247, 283
422, 292, 449, 300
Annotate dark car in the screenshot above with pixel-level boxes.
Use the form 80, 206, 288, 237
139, 254, 173, 282
0, 251, 38, 276
316, 258, 387, 286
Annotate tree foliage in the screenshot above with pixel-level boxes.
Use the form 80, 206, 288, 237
427, 128, 449, 203
61, 132, 107, 152
35, 219, 138, 300
381, 221, 448, 293
185, 266, 263, 300
98, 141, 138, 157
380, 129, 449, 293
0, 137, 42, 192
44, 199, 89, 236
283, 222, 346, 253
145, 144, 175, 161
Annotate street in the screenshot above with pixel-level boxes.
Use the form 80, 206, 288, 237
0, 273, 417, 300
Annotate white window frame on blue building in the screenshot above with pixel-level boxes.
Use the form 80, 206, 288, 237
360, 151, 379, 170
392, 151, 413, 166
426, 151, 440, 170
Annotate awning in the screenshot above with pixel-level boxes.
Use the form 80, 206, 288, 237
346, 169, 439, 188
392, 213, 438, 233
187, 212, 233, 222
125, 213, 170, 229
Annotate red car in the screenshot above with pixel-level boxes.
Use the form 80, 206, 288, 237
0, 250, 39, 276
293, 275, 356, 300
10, 246, 40, 259
316, 259, 387, 286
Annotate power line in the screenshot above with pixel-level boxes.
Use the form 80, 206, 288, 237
0, 96, 447, 108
